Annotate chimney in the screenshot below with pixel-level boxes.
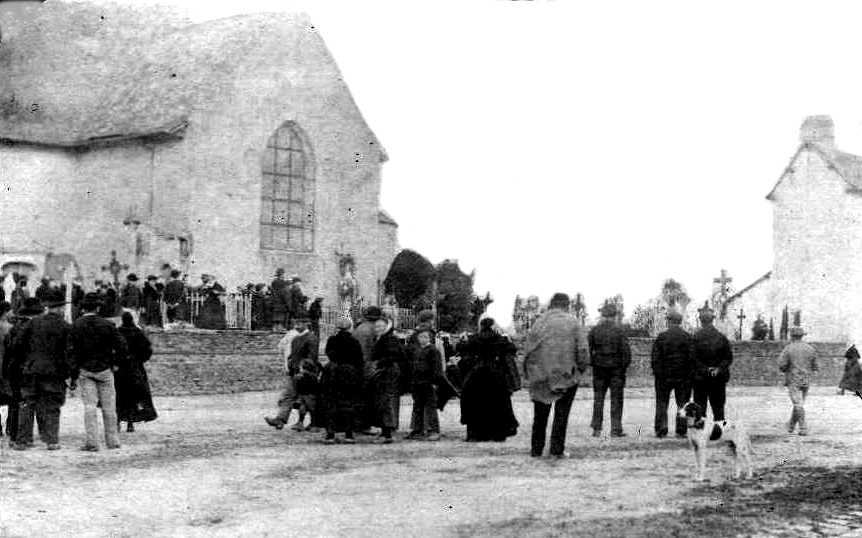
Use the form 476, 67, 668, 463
799, 115, 836, 149
0, 0, 45, 45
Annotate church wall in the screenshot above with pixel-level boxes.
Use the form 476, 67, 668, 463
0, 142, 168, 282
770, 149, 862, 341
723, 276, 772, 338
171, 26, 396, 308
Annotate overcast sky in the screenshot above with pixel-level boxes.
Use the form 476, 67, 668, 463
73, 0, 862, 324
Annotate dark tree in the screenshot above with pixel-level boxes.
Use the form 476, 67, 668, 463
383, 249, 436, 309
435, 260, 476, 333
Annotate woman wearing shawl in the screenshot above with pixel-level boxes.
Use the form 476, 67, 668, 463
321, 316, 364, 443
115, 312, 157, 432
839, 344, 862, 395
365, 314, 406, 443
459, 317, 519, 442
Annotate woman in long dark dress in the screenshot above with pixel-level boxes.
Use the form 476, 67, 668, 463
115, 313, 158, 432
365, 315, 407, 443
196, 275, 226, 330
321, 317, 364, 443
459, 317, 519, 442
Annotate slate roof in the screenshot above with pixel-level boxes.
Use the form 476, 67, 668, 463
0, 2, 384, 151
766, 142, 862, 200
378, 210, 398, 227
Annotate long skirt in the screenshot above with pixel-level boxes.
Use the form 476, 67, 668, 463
460, 362, 518, 441
321, 363, 362, 433
114, 360, 158, 424
364, 365, 401, 430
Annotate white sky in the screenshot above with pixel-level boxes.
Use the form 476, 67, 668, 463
69, 1, 862, 323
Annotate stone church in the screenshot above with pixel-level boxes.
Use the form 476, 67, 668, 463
724, 115, 862, 342
0, 2, 399, 307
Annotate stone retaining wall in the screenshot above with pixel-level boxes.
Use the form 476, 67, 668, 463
144, 331, 852, 396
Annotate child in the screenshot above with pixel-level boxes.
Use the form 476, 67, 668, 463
292, 359, 320, 431
408, 325, 443, 441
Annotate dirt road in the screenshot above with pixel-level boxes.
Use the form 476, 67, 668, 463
1, 387, 861, 538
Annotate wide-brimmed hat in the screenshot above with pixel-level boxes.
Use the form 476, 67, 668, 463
80, 292, 103, 310
126, 273, 139, 282
18, 298, 45, 316
666, 310, 683, 323
790, 326, 805, 337
414, 322, 435, 335
275, 268, 285, 276
290, 275, 301, 283
42, 289, 67, 309
697, 301, 715, 321
363, 306, 383, 321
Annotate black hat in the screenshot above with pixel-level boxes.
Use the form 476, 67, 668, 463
363, 306, 383, 321
42, 289, 67, 309
127, 273, 139, 282
18, 298, 45, 316
80, 292, 103, 310
600, 303, 617, 318
146, 275, 158, 281
697, 301, 715, 321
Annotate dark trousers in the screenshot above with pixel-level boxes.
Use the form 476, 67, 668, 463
16, 375, 66, 446
692, 378, 727, 421
410, 384, 440, 434
654, 377, 691, 436
591, 367, 626, 434
5, 401, 20, 438
531, 384, 578, 456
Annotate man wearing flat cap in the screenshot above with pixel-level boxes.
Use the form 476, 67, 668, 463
588, 301, 632, 438
691, 302, 733, 422
2, 297, 45, 441
650, 309, 693, 438
8, 290, 73, 450
778, 326, 817, 435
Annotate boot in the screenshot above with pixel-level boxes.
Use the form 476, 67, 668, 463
797, 408, 808, 436
787, 407, 798, 433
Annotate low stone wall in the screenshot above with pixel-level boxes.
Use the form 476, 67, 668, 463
618, 338, 848, 388
143, 331, 852, 396
147, 330, 286, 396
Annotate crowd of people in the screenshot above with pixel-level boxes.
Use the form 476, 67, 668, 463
0, 289, 158, 451
263, 306, 522, 444
2, 281, 861, 457
0, 265, 323, 334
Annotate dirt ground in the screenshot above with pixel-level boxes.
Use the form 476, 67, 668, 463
1, 386, 861, 538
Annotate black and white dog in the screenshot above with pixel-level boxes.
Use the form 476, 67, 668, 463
679, 402, 754, 481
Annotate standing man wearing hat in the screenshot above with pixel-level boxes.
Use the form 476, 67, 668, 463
264, 315, 319, 431
691, 303, 733, 422
650, 310, 693, 438
68, 292, 129, 451
353, 306, 382, 433
588, 302, 632, 438
778, 326, 818, 435
270, 269, 289, 331
120, 273, 142, 325
8, 290, 73, 450
2, 298, 45, 440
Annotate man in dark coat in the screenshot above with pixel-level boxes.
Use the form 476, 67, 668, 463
269, 269, 289, 331
68, 293, 129, 451
142, 275, 161, 326
322, 316, 364, 443
2, 298, 44, 440
34, 277, 51, 303
162, 270, 186, 325
11, 276, 29, 313
288, 277, 308, 328
9, 292, 73, 450
691, 303, 733, 421
116, 312, 157, 432
352, 306, 382, 433
308, 297, 323, 340
650, 310, 693, 438
120, 273, 142, 312
588, 302, 632, 438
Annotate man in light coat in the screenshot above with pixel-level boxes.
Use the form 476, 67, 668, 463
778, 326, 817, 435
523, 293, 590, 458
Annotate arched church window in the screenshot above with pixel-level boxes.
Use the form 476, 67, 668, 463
260, 122, 315, 252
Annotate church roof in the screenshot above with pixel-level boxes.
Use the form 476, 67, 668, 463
378, 210, 398, 227
0, 3, 385, 152
766, 143, 862, 200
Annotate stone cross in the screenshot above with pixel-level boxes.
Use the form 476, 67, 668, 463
736, 308, 746, 341
101, 250, 128, 288
713, 269, 733, 294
